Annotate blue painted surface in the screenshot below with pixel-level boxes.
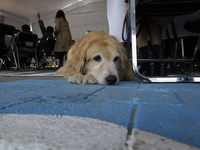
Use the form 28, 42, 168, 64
133, 83, 200, 148
0, 80, 136, 128
0, 79, 200, 148
134, 105, 200, 148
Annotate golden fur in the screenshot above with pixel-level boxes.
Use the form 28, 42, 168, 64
55, 31, 134, 85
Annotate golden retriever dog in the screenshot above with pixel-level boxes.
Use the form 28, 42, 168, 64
55, 31, 134, 85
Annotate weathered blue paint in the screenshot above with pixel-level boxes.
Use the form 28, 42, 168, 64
133, 83, 200, 148
134, 105, 200, 148
0, 80, 137, 128
0, 79, 200, 148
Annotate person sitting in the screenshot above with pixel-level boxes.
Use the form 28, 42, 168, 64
137, 17, 168, 76
0, 34, 6, 49
0, 34, 12, 69
36, 12, 54, 67
21, 24, 32, 33
0, 34, 7, 60
15, 24, 36, 68
136, 0, 169, 76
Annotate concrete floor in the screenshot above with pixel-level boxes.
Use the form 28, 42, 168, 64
0, 70, 200, 150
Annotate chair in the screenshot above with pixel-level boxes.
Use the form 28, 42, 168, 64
15, 32, 38, 69
0, 23, 17, 69
37, 37, 56, 69
129, 0, 200, 82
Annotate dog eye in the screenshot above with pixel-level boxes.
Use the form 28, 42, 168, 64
114, 56, 119, 62
93, 55, 101, 62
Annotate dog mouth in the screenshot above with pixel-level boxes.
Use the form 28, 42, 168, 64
105, 75, 118, 85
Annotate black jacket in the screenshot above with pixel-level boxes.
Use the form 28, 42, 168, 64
38, 20, 54, 50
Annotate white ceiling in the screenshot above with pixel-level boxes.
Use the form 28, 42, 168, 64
0, 0, 106, 23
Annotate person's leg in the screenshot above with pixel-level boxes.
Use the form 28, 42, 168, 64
137, 21, 156, 76
137, 21, 149, 48
54, 52, 61, 67
59, 53, 64, 67
147, 17, 167, 76
36, 48, 44, 63
147, 17, 162, 45
54, 52, 67, 67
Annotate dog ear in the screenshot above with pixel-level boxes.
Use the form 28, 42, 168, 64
63, 45, 87, 79
118, 46, 134, 80
68, 43, 87, 73
74, 50, 86, 72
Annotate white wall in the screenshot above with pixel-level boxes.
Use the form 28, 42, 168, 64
0, 12, 4, 23
66, 2, 109, 42
0, 10, 29, 31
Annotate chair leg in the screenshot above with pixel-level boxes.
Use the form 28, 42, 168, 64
16, 46, 22, 70
189, 36, 200, 74
34, 48, 38, 68
11, 43, 18, 70
12, 51, 18, 70
52, 52, 56, 69
0, 58, 4, 69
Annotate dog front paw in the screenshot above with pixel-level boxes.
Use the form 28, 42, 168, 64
82, 74, 97, 84
68, 74, 84, 84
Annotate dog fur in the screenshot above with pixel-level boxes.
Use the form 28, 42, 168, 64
55, 31, 134, 85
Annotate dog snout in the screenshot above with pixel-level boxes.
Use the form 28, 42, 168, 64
105, 75, 117, 85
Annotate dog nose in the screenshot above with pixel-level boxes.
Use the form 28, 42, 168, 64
106, 75, 117, 85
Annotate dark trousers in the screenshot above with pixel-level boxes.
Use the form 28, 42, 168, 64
54, 52, 67, 67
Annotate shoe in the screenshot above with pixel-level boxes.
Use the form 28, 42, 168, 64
139, 46, 157, 76
151, 45, 167, 76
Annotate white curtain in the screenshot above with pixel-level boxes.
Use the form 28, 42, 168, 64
32, 1, 108, 42
107, 0, 126, 42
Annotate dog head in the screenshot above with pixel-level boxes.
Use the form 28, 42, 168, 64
65, 31, 134, 85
